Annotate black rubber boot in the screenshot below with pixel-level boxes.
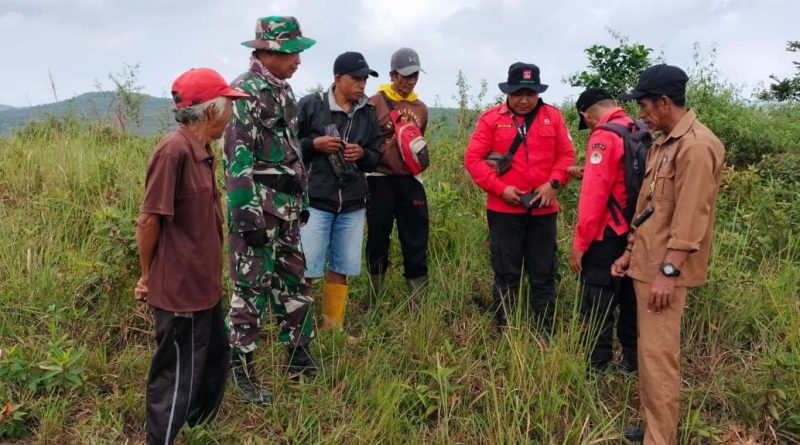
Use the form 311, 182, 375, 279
623, 426, 645, 442
287, 346, 317, 379
231, 352, 271, 405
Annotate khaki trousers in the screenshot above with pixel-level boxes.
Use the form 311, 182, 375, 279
633, 279, 687, 445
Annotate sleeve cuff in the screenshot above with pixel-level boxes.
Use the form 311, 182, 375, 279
666, 237, 700, 252
572, 238, 590, 252
489, 180, 506, 197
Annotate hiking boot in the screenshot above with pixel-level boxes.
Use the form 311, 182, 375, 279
231, 352, 271, 405
287, 346, 317, 379
623, 426, 645, 442
406, 275, 428, 295
621, 353, 638, 373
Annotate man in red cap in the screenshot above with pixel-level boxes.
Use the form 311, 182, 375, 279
465, 62, 574, 336
135, 67, 247, 445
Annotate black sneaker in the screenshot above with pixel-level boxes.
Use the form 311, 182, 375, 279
231, 353, 271, 405
287, 346, 317, 379
623, 426, 644, 442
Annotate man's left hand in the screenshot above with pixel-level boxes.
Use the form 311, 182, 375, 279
343, 143, 364, 161
569, 248, 584, 274
534, 182, 557, 208
649, 273, 676, 313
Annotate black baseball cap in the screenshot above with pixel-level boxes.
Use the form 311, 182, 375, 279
333, 51, 378, 78
499, 62, 548, 94
620, 64, 688, 101
575, 87, 614, 130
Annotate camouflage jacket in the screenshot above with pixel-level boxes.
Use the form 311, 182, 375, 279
223, 57, 308, 232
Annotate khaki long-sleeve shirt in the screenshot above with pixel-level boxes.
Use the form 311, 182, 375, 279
628, 110, 726, 287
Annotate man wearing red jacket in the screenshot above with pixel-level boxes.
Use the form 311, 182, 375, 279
465, 62, 574, 335
568, 88, 637, 373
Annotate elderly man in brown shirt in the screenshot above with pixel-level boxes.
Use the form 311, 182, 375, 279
135, 68, 248, 445
613, 64, 725, 445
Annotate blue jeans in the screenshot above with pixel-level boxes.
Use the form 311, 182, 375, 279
300, 207, 365, 278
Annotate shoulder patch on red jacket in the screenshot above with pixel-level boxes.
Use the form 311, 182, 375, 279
591, 143, 606, 151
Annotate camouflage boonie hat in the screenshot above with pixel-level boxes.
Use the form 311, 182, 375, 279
241, 16, 316, 53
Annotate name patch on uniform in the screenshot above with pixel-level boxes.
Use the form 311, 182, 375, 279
592, 143, 606, 151
496, 124, 513, 128
590, 151, 603, 165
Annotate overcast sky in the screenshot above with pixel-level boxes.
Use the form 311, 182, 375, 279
0, 0, 797, 108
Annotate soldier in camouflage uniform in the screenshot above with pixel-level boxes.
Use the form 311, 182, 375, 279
224, 16, 317, 405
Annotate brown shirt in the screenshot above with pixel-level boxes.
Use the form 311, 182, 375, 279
628, 110, 725, 287
368, 93, 428, 175
141, 125, 224, 312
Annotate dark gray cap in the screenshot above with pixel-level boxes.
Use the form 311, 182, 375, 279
391, 48, 425, 76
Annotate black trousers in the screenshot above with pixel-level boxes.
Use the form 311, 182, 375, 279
579, 229, 637, 366
147, 301, 230, 445
366, 175, 429, 279
487, 210, 558, 331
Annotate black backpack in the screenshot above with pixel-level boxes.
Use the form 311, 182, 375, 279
597, 119, 652, 225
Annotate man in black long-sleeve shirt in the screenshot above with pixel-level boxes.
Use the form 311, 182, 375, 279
297, 51, 382, 332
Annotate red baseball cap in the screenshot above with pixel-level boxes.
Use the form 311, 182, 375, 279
171, 67, 248, 108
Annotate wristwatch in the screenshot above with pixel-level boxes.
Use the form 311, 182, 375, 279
660, 262, 681, 277
550, 179, 560, 190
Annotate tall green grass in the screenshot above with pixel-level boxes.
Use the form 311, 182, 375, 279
1, 100, 798, 444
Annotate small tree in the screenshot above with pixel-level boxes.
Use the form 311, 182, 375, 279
757, 41, 800, 102
567, 31, 653, 98
108, 63, 146, 133
452, 70, 487, 140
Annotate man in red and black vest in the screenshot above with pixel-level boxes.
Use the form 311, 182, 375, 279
569, 87, 637, 373
465, 62, 574, 335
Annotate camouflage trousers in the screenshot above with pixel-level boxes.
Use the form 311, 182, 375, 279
225, 214, 314, 354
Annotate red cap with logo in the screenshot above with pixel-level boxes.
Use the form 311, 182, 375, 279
171, 68, 248, 108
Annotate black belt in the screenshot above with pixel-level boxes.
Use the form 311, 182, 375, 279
253, 174, 303, 195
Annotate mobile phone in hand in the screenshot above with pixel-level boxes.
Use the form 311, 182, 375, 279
520, 192, 542, 210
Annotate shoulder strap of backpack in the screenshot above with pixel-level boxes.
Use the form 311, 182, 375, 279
597, 121, 633, 139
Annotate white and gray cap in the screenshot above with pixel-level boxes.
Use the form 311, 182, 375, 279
391, 48, 425, 76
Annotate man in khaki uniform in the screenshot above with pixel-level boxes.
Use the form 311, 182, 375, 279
612, 64, 725, 444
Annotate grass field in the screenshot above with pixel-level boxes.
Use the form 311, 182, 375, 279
1, 96, 799, 444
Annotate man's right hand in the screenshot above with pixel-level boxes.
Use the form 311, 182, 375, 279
567, 166, 584, 179
611, 251, 632, 277
500, 186, 525, 206
313, 136, 343, 154
242, 228, 269, 248
135, 276, 148, 303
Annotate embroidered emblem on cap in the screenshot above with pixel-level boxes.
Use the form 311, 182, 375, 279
590, 151, 603, 165
523, 70, 533, 80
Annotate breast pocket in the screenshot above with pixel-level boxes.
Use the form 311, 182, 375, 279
654, 169, 675, 202
534, 124, 556, 151
493, 127, 518, 148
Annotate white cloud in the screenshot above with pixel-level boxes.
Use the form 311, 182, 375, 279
0, 0, 797, 108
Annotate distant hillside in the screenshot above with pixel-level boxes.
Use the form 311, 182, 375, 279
0, 92, 175, 136
0, 92, 460, 136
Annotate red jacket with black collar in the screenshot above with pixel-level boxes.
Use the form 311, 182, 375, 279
572, 107, 632, 252
464, 101, 575, 215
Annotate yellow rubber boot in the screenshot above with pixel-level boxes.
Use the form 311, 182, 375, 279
321, 283, 348, 331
